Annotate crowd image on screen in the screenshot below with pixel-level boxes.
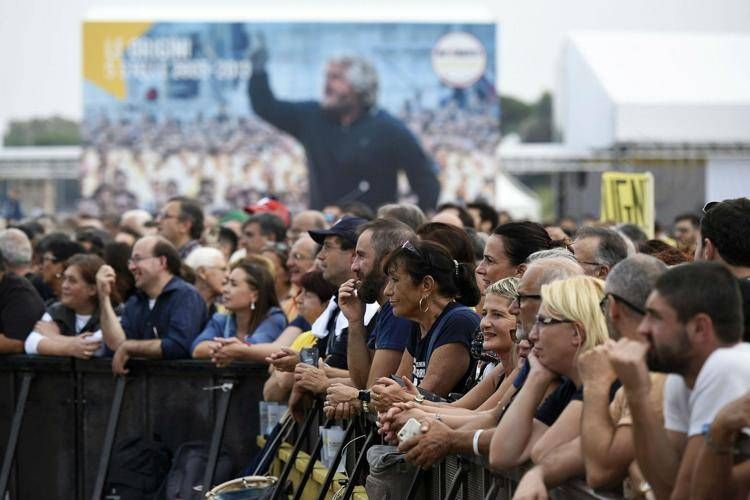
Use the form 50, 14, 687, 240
5, 43, 750, 499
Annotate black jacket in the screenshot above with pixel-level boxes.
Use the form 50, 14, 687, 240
249, 70, 440, 211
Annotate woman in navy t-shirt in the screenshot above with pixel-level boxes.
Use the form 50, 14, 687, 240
373, 240, 481, 402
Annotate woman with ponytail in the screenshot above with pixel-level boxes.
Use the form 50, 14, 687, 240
370, 240, 481, 407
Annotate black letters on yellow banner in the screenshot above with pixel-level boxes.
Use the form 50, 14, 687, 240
600, 172, 654, 238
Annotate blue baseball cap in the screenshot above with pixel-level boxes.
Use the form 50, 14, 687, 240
308, 216, 368, 246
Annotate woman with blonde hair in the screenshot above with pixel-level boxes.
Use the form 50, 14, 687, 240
490, 275, 611, 469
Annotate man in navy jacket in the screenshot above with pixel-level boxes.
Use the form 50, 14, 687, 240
96, 236, 207, 374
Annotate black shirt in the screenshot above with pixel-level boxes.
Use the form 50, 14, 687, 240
249, 71, 440, 210
0, 272, 46, 341
535, 378, 621, 427
406, 302, 480, 396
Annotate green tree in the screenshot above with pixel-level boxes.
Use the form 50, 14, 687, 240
3, 116, 80, 146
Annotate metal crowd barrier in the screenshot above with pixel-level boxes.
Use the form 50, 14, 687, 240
0, 355, 268, 500
267, 400, 624, 500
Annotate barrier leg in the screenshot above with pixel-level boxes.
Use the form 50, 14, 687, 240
340, 426, 376, 500
270, 400, 321, 500
0, 372, 33, 498
406, 467, 425, 500
292, 419, 331, 500
315, 419, 356, 500
201, 379, 235, 494
483, 477, 498, 500
444, 460, 470, 500
252, 414, 294, 476
91, 376, 126, 500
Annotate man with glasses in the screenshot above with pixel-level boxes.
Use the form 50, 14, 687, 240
515, 254, 667, 498
156, 196, 204, 260
568, 226, 629, 279
96, 236, 207, 375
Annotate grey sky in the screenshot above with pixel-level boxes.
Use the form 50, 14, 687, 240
0, 0, 748, 135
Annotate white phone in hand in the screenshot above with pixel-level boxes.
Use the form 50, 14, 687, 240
397, 418, 422, 442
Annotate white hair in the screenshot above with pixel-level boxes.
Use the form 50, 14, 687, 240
330, 55, 379, 108
184, 246, 225, 270
0, 228, 32, 266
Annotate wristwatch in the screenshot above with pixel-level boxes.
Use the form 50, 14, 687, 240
414, 393, 425, 404
357, 390, 371, 402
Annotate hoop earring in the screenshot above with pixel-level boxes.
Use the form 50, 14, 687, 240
418, 295, 430, 313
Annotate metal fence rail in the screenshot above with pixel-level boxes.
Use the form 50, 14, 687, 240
0, 355, 268, 500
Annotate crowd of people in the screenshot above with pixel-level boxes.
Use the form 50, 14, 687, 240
1, 194, 749, 500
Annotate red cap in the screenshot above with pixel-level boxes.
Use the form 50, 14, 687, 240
244, 197, 290, 226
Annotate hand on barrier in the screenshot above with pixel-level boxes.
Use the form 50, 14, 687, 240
338, 279, 365, 324
211, 337, 245, 367
577, 340, 617, 390
370, 376, 416, 413
34, 320, 61, 337
70, 332, 102, 360
323, 400, 359, 420
326, 383, 358, 405
112, 340, 132, 375
294, 361, 329, 395
265, 347, 299, 372
398, 419, 453, 469
606, 338, 651, 399
389, 402, 429, 432
512, 466, 549, 500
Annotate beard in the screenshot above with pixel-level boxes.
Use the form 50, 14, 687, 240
646, 328, 692, 375
357, 268, 386, 304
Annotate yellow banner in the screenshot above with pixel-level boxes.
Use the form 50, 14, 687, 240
600, 172, 654, 238
83, 21, 153, 100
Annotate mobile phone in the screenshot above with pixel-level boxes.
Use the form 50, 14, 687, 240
397, 418, 423, 442
299, 346, 318, 365
389, 374, 406, 387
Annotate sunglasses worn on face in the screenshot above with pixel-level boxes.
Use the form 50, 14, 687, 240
600, 293, 646, 316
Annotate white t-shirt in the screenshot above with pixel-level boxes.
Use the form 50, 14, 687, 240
664, 342, 750, 437
24, 312, 104, 356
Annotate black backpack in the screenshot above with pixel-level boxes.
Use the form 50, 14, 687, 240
164, 441, 234, 500
104, 435, 171, 500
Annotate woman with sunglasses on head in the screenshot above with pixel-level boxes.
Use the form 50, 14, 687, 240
25, 254, 109, 359
192, 259, 287, 366
370, 240, 481, 410
490, 274, 612, 470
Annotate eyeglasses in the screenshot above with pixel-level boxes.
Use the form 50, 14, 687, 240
535, 314, 574, 327
513, 292, 542, 307
128, 255, 158, 266
42, 255, 59, 263
290, 252, 314, 261
599, 293, 646, 316
157, 212, 179, 221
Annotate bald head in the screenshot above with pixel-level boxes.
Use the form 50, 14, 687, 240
289, 210, 327, 243
525, 256, 585, 288
287, 234, 319, 285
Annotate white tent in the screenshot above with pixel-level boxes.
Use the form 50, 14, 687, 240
555, 31, 750, 203
556, 32, 750, 148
